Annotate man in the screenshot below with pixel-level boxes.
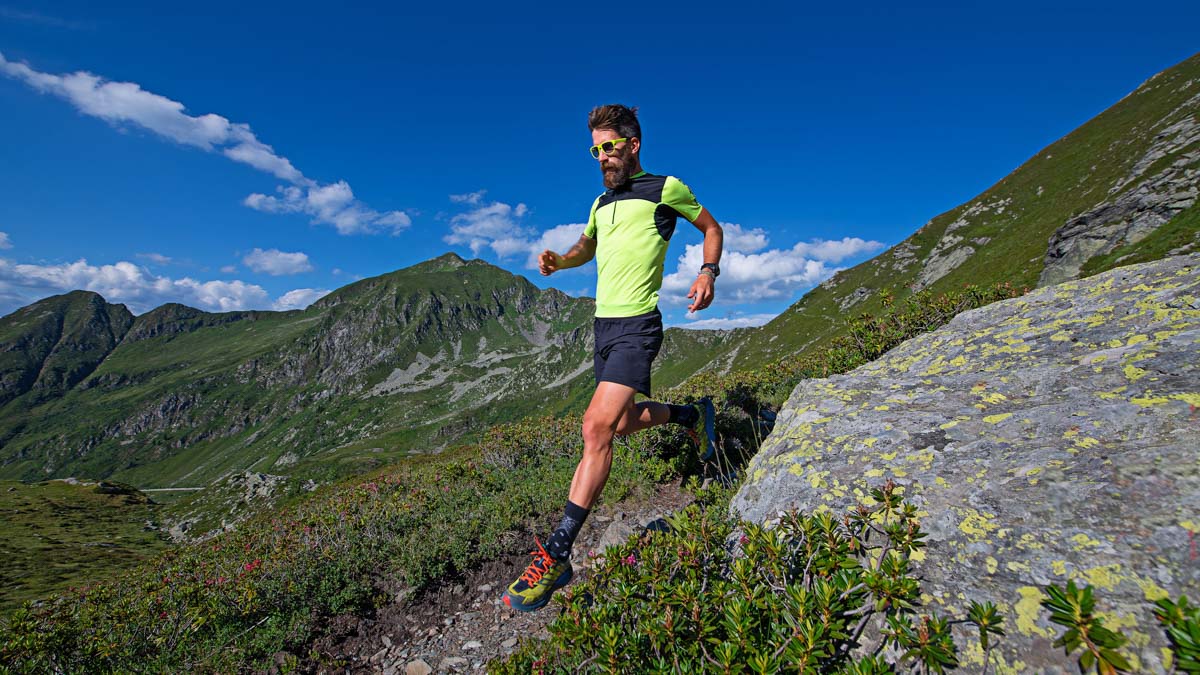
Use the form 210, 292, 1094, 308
502, 104, 724, 612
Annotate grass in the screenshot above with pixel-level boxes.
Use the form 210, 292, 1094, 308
0, 480, 169, 613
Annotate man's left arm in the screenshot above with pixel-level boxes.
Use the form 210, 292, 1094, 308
687, 207, 723, 313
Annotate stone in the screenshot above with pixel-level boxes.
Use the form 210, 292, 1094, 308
438, 656, 469, 671
404, 659, 433, 675
501, 637, 518, 649
382, 635, 392, 648
476, 583, 493, 593
369, 647, 388, 664
462, 640, 483, 650
732, 255, 1200, 673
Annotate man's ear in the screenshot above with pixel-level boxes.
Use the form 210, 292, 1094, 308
629, 137, 641, 156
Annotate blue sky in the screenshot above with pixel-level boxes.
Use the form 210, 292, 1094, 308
1, 2, 1196, 328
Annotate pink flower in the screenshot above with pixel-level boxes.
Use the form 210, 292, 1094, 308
739, 535, 750, 545
622, 554, 636, 566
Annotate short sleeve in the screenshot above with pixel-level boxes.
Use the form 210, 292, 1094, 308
584, 196, 600, 238
662, 176, 703, 222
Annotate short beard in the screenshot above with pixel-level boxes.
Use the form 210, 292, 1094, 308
601, 158, 634, 189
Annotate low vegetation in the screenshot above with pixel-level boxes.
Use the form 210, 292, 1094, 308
24, 280, 1175, 674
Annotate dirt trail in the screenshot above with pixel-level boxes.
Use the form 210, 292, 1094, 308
293, 482, 693, 674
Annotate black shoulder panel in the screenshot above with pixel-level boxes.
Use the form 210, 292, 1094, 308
596, 172, 667, 210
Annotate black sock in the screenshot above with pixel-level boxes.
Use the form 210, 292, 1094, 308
667, 403, 699, 428
545, 500, 589, 561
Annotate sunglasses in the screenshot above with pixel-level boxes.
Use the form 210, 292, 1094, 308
589, 138, 629, 159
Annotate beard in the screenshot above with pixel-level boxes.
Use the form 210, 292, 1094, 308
601, 158, 634, 189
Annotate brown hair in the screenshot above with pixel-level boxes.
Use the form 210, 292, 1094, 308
588, 104, 641, 141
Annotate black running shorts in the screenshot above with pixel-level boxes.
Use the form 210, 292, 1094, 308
593, 309, 664, 397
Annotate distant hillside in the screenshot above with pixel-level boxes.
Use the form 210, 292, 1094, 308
728, 51, 1199, 370
0, 253, 736, 537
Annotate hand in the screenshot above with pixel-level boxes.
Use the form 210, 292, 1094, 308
538, 250, 562, 276
687, 274, 715, 312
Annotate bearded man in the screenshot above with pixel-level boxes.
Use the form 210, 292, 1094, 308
502, 104, 724, 611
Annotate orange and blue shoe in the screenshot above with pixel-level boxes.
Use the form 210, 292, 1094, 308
501, 537, 573, 612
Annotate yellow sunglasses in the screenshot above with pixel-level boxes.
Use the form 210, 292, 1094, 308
589, 138, 628, 159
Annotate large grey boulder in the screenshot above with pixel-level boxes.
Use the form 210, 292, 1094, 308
732, 254, 1200, 673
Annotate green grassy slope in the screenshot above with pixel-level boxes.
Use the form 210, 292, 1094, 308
728, 52, 1200, 370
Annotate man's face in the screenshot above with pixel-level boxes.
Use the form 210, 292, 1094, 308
592, 128, 639, 189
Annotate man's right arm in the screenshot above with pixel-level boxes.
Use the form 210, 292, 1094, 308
539, 235, 595, 276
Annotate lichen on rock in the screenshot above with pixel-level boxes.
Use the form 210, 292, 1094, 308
732, 254, 1200, 673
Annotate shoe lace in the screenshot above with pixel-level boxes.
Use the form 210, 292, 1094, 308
519, 537, 556, 586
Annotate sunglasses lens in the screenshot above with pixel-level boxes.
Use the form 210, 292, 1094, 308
602, 141, 617, 155
590, 145, 601, 159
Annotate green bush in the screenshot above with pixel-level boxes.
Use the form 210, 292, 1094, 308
494, 482, 990, 674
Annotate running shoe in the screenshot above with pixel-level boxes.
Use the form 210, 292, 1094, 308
685, 397, 718, 461
501, 537, 573, 612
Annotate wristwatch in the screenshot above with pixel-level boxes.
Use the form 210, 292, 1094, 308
700, 263, 720, 278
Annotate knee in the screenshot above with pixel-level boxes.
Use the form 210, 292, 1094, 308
582, 413, 616, 447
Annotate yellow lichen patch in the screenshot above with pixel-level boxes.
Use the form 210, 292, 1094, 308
1131, 393, 1170, 407
910, 548, 926, 562
807, 470, 830, 489
864, 469, 885, 478
892, 469, 908, 478
788, 464, 806, 477
1125, 334, 1150, 347
753, 468, 767, 483
1050, 330, 1073, 342
1136, 576, 1169, 602
1015, 586, 1056, 637
1052, 560, 1068, 576
1181, 520, 1198, 533
1082, 564, 1124, 590
981, 392, 1007, 404
1006, 560, 1031, 574
1097, 385, 1128, 400
971, 382, 989, 394
958, 509, 999, 542
1074, 437, 1100, 449
935, 476, 949, 488
863, 438, 877, 448
1170, 393, 1200, 406
985, 556, 998, 573
1071, 533, 1101, 550
1017, 533, 1045, 550
949, 355, 967, 367
874, 405, 890, 411
983, 412, 1013, 424
939, 420, 958, 430
1123, 364, 1148, 382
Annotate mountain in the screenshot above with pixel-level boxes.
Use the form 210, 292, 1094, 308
0, 254, 739, 537
727, 52, 1199, 370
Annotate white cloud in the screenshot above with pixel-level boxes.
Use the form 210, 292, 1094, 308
220, 265, 237, 274
0, 256, 323, 315
662, 229, 885, 305
0, 232, 11, 249
0, 51, 410, 235
444, 194, 587, 270
450, 190, 487, 205
243, 182, 410, 235
678, 313, 778, 330
272, 288, 330, 310
242, 248, 313, 276
444, 198, 534, 255
137, 252, 171, 265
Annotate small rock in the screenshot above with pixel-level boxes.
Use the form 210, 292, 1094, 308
477, 583, 493, 593
438, 656, 469, 671
462, 640, 483, 650
443, 616, 455, 626
382, 635, 393, 648
426, 627, 439, 637
459, 611, 479, 623
383, 665, 398, 675
370, 647, 389, 664
501, 637, 518, 649
405, 659, 433, 675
